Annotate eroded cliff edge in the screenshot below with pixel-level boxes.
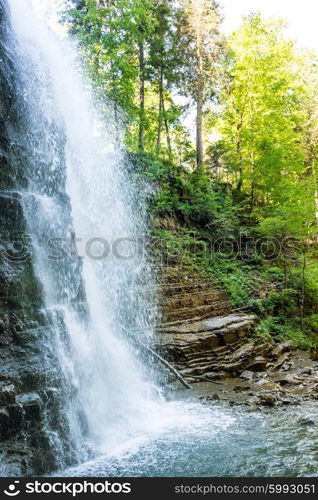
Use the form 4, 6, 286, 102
0, 0, 80, 475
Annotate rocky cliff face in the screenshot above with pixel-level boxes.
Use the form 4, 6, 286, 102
0, 0, 80, 475
156, 263, 318, 407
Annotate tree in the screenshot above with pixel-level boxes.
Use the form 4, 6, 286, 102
65, 0, 156, 150
148, 0, 175, 157
217, 16, 304, 205
178, 0, 223, 168
300, 55, 318, 239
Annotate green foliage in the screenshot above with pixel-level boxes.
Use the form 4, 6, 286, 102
213, 263, 255, 308
255, 317, 315, 349
304, 314, 318, 333
149, 163, 238, 235
251, 289, 298, 317
63, 3, 318, 347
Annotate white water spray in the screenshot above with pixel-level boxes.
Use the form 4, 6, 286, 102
8, 0, 166, 462
5, 0, 236, 476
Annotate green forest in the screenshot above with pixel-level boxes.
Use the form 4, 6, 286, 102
64, 0, 318, 350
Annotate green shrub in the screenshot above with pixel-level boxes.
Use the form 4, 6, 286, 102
255, 317, 315, 349
251, 288, 298, 316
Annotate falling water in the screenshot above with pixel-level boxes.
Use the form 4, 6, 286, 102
7, 0, 166, 466
3, 0, 318, 478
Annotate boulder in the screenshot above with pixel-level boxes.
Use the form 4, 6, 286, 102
233, 385, 250, 392
298, 367, 312, 376
272, 352, 291, 371
0, 408, 9, 438
298, 418, 315, 427
258, 394, 276, 407
276, 375, 294, 386
272, 341, 295, 359
240, 370, 254, 381
247, 356, 267, 372
210, 393, 220, 401
0, 383, 15, 405
16, 392, 42, 425
256, 379, 281, 391
307, 383, 318, 393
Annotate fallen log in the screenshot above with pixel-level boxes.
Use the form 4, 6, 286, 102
121, 326, 192, 390
145, 344, 193, 390
186, 374, 222, 385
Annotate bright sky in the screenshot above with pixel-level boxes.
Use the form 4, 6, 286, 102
220, 0, 318, 53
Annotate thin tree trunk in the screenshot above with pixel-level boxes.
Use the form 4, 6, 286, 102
301, 254, 306, 325
156, 66, 164, 154
162, 97, 172, 158
196, 74, 204, 167
138, 39, 145, 152
236, 116, 243, 192
313, 164, 318, 241
196, 23, 204, 168
113, 101, 120, 146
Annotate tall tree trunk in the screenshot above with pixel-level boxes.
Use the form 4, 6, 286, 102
162, 97, 172, 159
313, 163, 318, 241
156, 66, 164, 154
250, 152, 255, 211
138, 40, 145, 152
196, 74, 204, 168
236, 116, 243, 192
195, 20, 204, 168
113, 101, 120, 146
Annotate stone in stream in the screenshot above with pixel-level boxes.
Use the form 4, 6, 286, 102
272, 341, 296, 359
272, 352, 291, 371
256, 379, 281, 391
233, 385, 250, 393
240, 370, 254, 381
307, 383, 318, 392
298, 418, 315, 427
276, 376, 294, 386
258, 394, 276, 407
298, 367, 313, 376
249, 356, 267, 371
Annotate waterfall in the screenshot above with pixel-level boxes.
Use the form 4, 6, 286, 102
6, 0, 164, 468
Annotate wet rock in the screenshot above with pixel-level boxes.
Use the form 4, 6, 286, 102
258, 394, 276, 407
0, 408, 9, 438
298, 367, 312, 376
298, 418, 315, 427
210, 393, 220, 401
276, 375, 295, 386
16, 392, 42, 425
240, 370, 254, 381
204, 371, 227, 380
310, 346, 318, 361
256, 379, 281, 391
272, 341, 295, 359
272, 352, 291, 371
0, 383, 15, 405
280, 398, 292, 405
307, 383, 318, 393
233, 385, 250, 393
7, 403, 23, 430
248, 355, 267, 371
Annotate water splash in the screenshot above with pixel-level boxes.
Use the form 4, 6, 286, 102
8, 0, 162, 464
